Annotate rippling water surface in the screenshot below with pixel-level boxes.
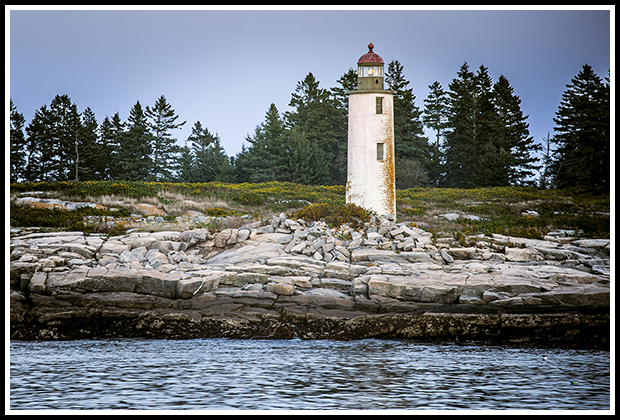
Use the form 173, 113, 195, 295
10, 338, 610, 410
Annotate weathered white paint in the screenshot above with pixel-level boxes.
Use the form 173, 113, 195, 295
346, 91, 396, 217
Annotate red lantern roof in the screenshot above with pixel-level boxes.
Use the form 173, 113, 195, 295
357, 43, 384, 64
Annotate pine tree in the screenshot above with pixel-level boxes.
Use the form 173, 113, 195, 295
550, 64, 610, 191
422, 81, 450, 186
385, 60, 431, 188
10, 99, 27, 183
117, 101, 153, 181
146, 95, 186, 181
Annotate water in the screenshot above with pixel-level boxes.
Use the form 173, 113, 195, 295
10, 338, 611, 411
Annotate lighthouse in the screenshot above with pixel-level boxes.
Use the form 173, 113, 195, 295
346, 43, 396, 217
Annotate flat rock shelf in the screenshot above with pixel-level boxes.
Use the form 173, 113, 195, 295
10, 214, 610, 348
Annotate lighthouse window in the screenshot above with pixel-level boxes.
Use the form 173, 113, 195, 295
376, 97, 383, 114
376, 143, 385, 161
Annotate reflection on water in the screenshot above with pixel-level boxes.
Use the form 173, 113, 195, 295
10, 339, 610, 410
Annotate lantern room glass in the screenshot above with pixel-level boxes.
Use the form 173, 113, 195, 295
358, 65, 383, 78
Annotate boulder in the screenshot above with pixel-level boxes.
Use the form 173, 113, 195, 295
265, 280, 295, 296
178, 229, 209, 246
206, 242, 286, 265
505, 247, 544, 262
177, 275, 220, 299
367, 275, 464, 304
99, 241, 129, 255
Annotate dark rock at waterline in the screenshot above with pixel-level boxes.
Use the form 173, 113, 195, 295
9, 217, 610, 348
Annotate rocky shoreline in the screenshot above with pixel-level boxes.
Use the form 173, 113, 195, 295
10, 213, 610, 348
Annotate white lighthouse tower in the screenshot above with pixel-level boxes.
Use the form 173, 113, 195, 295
346, 43, 396, 217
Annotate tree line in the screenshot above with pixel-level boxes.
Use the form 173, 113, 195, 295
10, 61, 609, 191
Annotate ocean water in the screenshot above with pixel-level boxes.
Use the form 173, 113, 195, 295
9, 338, 611, 411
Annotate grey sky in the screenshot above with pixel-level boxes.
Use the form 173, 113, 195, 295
8, 7, 612, 165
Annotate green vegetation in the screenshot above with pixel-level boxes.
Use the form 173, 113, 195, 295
11, 63, 608, 192
292, 202, 373, 230
10, 203, 132, 235
397, 186, 610, 239
10, 182, 610, 240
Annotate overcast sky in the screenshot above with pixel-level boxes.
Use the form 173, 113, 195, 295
8, 6, 612, 165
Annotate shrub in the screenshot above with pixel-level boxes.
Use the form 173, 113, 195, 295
292, 202, 373, 229
10, 203, 131, 233
204, 208, 232, 217
232, 190, 265, 206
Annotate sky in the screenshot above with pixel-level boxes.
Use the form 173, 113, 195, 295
7, 6, 613, 170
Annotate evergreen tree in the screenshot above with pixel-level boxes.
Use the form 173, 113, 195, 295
23, 105, 50, 181
48, 94, 82, 181
491, 75, 541, 185
176, 142, 195, 183
23, 95, 81, 182
538, 132, 555, 189
281, 127, 328, 185
74, 107, 99, 181
385, 60, 431, 188
186, 121, 230, 182
117, 101, 153, 181
284, 72, 336, 185
146, 95, 186, 181
329, 68, 358, 185
550, 64, 610, 191
443, 62, 479, 188
443, 63, 540, 188
422, 81, 450, 186
243, 104, 287, 182
99, 112, 126, 180
232, 142, 253, 184
10, 99, 27, 183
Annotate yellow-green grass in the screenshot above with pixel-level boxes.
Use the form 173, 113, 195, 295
10, 181, 610, 239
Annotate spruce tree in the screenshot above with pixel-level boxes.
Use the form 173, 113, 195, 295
99, 112, 126, 180
10, 99, 27, 183
284, 72, 336, 185
117, 101, 153, 181
23, 95, 81, 182
176, 142, 195, 183
146, 95, 186, 181
422, 81, 450, 186
24, 105, 50, 181
232, 142, 253, 184
385, 60, 431, 188
550, 64, 610, 191
473, 64, 505, 187
48, 94, 82, 181
282, 127, 329, 185
75, 107, 99, 181
186, 121, 230, 182
329, 69, 358, 185
491, 75, 541, 185
243, 104, 287, 182
443, 62, 480, 188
